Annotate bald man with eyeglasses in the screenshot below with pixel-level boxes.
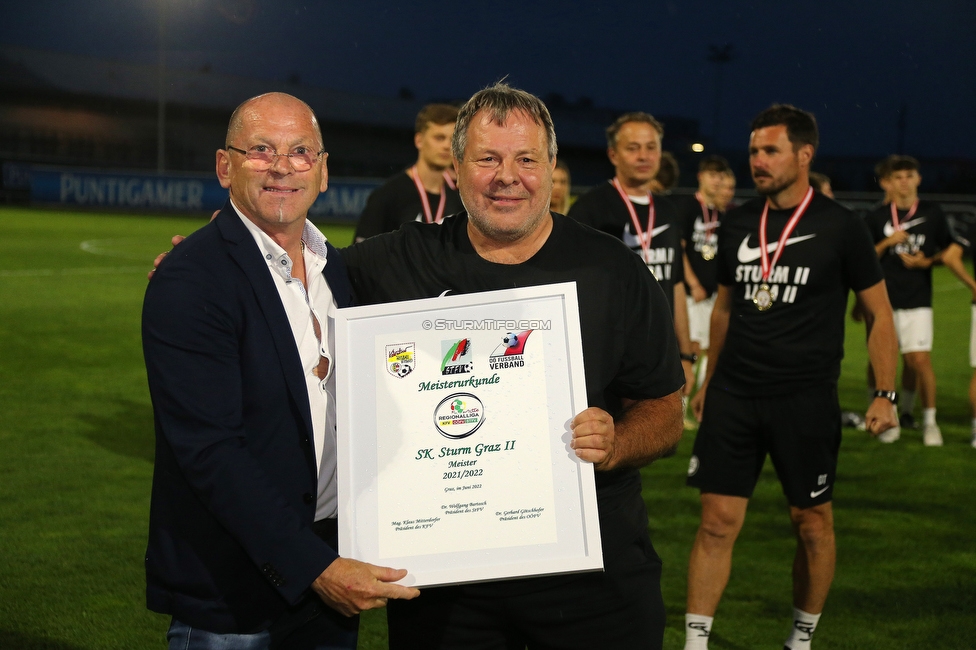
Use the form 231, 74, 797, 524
142, 92, 418, 650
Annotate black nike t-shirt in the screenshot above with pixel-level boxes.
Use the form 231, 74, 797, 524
710, 193, 883, 396
864, 200, 953, 309
353, 170, 464, 241
672, 193, 722, 297
341, 212, 684, 493
568, 181, 683, 311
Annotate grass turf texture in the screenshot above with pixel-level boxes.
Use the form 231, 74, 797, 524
0, 205, 973, 648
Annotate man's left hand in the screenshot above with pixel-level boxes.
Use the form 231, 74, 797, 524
570, 407, 617, 470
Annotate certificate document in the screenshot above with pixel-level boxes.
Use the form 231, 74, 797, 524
335, 282, 603, 587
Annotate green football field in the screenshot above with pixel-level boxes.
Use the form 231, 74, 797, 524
1, 205, 973, 649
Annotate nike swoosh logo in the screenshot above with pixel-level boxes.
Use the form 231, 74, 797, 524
882, 216, 927, 237
737, 234, 817, 263
694, 218, 721, 232
438, 289, 452, 297
623, 223, 671, 248
810, 485, 830, 498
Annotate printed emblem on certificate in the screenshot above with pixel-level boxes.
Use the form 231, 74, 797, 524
335, 283, 602, 587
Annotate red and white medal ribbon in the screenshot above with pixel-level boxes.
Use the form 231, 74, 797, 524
442, 170, 456, 191
410, 165, 447, 224
889, 199, 919, 231
758, 186, 814, 282
612, 177, 655, 264
695, 191, 719, 242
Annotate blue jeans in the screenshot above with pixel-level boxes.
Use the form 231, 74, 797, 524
167, 620, 270, 650
167, 617, 357, 650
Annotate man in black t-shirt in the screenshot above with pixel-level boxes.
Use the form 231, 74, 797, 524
353, 104, 464, 241
682, 105, 898, 650
942, 217, 976, 448
345, 84, 684, 650
865, 155, 972, 446
569, 112, 697, 399
673, 155, 732, 390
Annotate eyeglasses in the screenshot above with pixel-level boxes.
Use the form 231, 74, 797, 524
225, 144, 326, 172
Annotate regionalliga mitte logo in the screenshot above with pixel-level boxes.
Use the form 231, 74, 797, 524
433, 392, 485, 439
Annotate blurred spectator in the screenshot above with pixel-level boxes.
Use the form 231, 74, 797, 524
809, 171, 834, 198
715, 169, 736, 212
551, 158, 572, 214
651, 151, 680, 193
354, 104, 463, 241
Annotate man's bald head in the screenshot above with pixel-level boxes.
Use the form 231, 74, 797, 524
225, 92, 323, 149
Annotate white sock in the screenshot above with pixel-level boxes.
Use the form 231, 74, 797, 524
901, 389, 916, 415
970, 417, 976, 433
696, 355, 708, 389
684, 613, 713, 650
923, 407, 936, 426
784, 608, 821, 650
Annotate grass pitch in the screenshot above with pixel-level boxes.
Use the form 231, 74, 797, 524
0, 206, 973, 648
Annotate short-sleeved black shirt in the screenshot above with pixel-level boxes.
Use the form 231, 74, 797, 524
568, 181, 684, 311
353, 170, 464, 241
710, 193, 884, 396
864, 200, 953, 309
672, 193, 722, 297
341, 212, 685, 495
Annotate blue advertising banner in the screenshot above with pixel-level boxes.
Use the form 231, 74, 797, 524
27, 166, 382, 222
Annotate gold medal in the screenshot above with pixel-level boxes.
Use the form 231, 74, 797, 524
753, 283, 773, 311
700, 243, 715, 260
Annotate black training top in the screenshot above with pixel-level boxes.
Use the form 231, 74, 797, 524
864, 200, 953, 310
710, 192, 883, 396
672, 193, 722, 297
353, 170, 464, 241
568, 181, 684, 312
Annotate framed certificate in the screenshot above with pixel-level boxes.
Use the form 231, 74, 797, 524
334, 282, 603, 587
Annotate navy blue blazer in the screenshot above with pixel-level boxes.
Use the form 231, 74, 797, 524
142, 202, 354, 634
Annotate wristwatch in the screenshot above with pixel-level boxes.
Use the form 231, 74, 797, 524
873, 390, 898, 404
680, 353, 699, 363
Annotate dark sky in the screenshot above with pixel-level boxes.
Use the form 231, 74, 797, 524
2, 0, 974, 158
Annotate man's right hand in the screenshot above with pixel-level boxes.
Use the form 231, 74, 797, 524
148, 235, 187, 280
311, 557, 420, 617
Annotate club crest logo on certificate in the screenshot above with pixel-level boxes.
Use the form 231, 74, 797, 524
335, 283, 602, 587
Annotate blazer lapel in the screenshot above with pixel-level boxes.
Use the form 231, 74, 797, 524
215, 203, 315, 442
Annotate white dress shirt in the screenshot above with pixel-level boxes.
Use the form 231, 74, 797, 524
233, 201, 338, 521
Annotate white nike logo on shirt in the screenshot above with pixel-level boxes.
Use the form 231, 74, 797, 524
810, 485, 830, 498
882, 217, 927, 237
736, 234, 817, 263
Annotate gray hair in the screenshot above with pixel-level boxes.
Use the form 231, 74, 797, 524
452, 82, 558, 161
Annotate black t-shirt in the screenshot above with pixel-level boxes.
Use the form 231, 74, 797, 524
353, 170, 464, 241
672, 193, 722, 297
568, 181, 684, 311
865, 200, 953, 309
341, 212, 684, 498
710, 193, 883, 396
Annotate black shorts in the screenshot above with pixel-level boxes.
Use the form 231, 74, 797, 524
686, 383, 841, 508
387, 477, 665, 649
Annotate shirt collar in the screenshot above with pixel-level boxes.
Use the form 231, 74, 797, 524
230, 199, 330, 283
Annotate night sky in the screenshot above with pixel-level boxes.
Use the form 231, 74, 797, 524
2, 0, 974, 159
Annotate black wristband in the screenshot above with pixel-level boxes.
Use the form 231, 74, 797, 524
680, 353, 699, 363
873, 390, 898, 404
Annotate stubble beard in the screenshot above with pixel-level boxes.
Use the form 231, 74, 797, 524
754, 172, 798, 197
467, 204, 548, 245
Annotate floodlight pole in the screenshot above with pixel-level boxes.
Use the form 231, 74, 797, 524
707, 44, 734, 151
157, 0, 167, 174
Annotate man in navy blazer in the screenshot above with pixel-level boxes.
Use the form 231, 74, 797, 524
142, 92, 418, 649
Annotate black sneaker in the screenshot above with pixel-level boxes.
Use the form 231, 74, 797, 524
899, 412, 918, 430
